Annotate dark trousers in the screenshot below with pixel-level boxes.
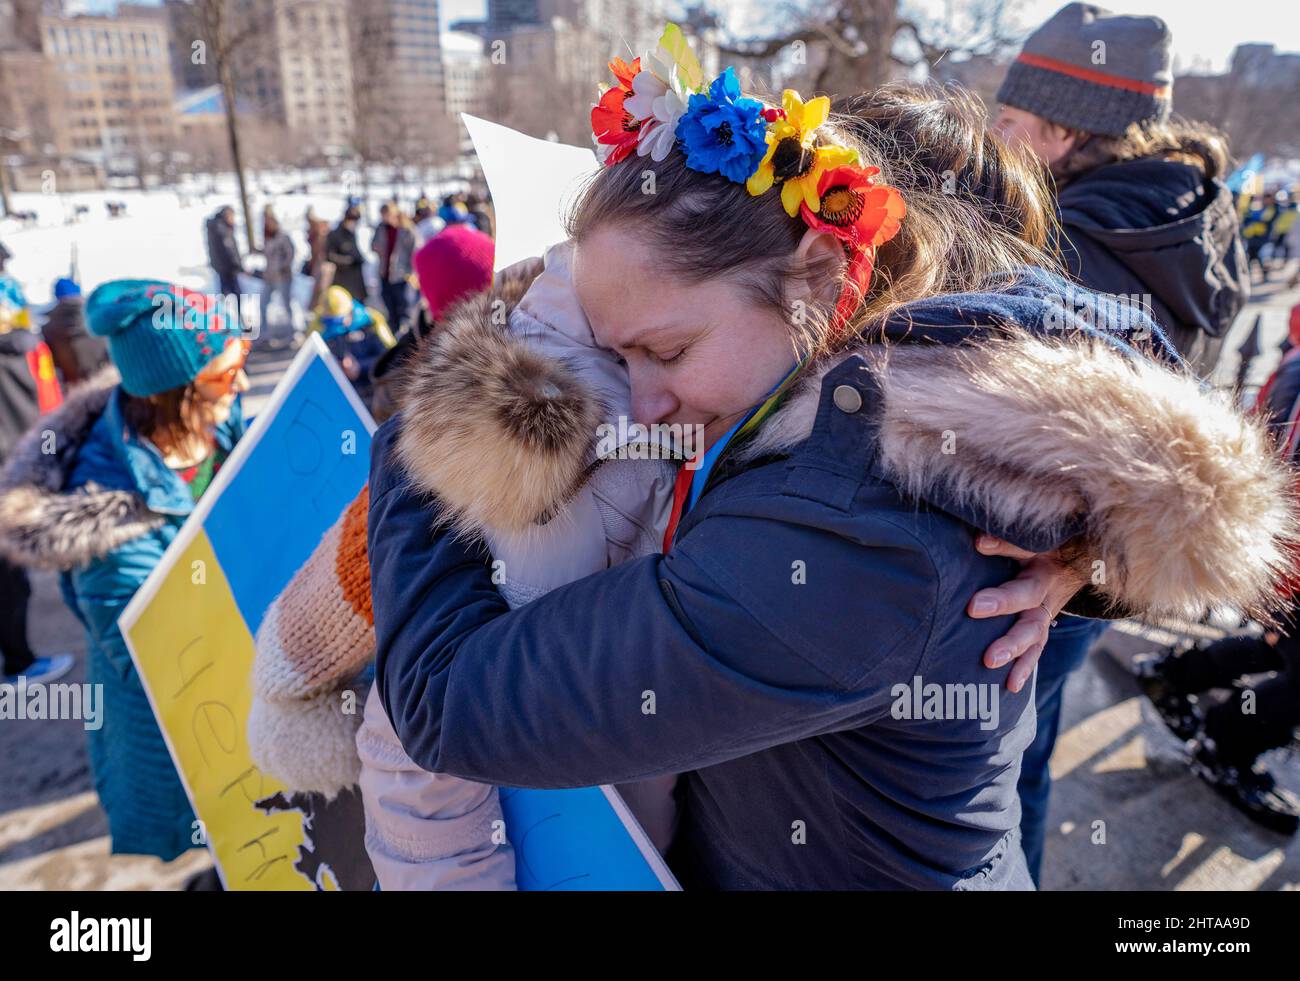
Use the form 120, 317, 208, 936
216, 271, 243, 324
1159, 630, 1300, 767
1018, 617, 1109, 885
381, 280, 409, 332
0, 556, 35, 676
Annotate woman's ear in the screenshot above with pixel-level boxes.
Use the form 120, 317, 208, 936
789, 228, 846, 309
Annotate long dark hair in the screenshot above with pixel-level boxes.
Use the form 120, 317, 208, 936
122, 384, 207, 456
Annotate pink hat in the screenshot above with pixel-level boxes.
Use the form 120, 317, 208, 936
414, 225, 494, 321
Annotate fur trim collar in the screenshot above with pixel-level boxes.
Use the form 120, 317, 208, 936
0, 366, 165, 572
736, 333, 1298, 619
395, 257, 606, 536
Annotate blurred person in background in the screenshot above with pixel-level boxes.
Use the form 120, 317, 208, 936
1135, 301, 1300, 835
992, 2, 1247, 885
1268, 190, 1296, 265
41, 278, 109, 387
0, 280, 249, 861
437, 193, 476, 228
465, 190, 495, 239
1242, 191, 1280, 282
369, 223, 495, 421
304, 208, 334, 311
413, 199, 440, 244
1, 247, 71, 687
205, 205, 245, 319
327, 205, 368, 302
995, 3, 1245, 378
310, 284, 394, 408
258, 207, 300, 347
370, 202, 416, 332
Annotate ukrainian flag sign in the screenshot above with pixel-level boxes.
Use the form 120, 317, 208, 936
119, 335, 377, 890
116, 333, 677, 891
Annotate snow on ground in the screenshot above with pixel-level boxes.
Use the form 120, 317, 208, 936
0, 170, 465, 310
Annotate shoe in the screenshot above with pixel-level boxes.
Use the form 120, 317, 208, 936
1, 653, 75, 687
1133, 651, 1203, 742
1189, 738, 1300, 835
182, 866, 224, 891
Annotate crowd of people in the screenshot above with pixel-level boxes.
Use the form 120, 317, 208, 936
1, 3, 1299, 891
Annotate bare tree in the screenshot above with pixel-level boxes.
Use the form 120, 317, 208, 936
1174, 62, 1300, 162
706, 0, 1024, 97
182, 0, 313, 248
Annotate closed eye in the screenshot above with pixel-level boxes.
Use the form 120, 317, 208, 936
650, 347, 686, 365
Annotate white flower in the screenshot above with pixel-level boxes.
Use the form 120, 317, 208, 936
636, 85, 688, 161
623, 69, 666, 122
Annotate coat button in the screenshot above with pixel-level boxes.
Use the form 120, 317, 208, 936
833, 384, 862, 414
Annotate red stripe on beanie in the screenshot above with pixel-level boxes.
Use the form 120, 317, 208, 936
1015, 52, 1170, 97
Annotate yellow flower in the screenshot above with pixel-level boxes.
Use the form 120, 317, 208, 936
746, 89, 859, 217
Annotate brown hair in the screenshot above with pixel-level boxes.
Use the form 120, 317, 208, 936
567, 81, 1060, 358
122, 384, 208, 458
1050, 115, 1230, 186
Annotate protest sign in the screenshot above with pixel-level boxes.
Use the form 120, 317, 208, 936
120, 335, 376, 890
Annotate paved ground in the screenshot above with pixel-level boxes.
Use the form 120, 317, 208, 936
2, 269, 1299, 891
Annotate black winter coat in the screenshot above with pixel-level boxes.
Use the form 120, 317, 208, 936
1057, 157, 1248, 376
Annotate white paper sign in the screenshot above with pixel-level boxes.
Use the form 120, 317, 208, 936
463, 113, 599, 272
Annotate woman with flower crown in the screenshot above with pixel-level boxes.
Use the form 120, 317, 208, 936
296, 25, 1295, 889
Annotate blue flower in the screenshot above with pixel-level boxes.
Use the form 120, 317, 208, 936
674, 67, 768, 184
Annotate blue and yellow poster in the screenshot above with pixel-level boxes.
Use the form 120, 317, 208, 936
119, 334, 678, 890
119, 336, 377, 890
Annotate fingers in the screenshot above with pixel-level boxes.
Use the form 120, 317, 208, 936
974, 533, 1038, 562
982, 610, 1048, 668
982, 607, 1052, 693
1006, 639, 1045, 694
967, 569, 1050, 618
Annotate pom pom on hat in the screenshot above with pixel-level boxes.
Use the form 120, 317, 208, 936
413, 225, 494, 321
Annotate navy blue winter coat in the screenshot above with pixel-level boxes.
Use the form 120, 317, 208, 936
368, 268, 1287, 889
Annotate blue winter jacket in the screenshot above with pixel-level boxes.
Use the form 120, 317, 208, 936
369, 268, 1180, 890
57, 384, 245, 860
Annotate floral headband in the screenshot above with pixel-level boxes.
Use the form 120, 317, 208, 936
591, 23, 907, 334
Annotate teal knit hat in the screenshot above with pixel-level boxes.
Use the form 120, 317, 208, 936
86, 279, 244, 396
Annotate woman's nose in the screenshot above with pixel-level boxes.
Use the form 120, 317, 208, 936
233, 368, 251, 395
629, 375, 678, 428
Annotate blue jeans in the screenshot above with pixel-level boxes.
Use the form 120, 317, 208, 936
1017, 617, 1109, 885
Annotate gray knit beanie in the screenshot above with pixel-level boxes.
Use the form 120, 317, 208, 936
996, 3, 1173, 137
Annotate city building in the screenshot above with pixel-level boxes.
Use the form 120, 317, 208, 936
225, 0, 355, 157
442, 29, 484, 120
350, 0, 446, 164
35, 8, 179, 176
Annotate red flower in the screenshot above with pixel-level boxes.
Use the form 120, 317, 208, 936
799, 165, 907, 333
799, 165, 906, 251
591, 85, 642, 166
608, 56, 641, 93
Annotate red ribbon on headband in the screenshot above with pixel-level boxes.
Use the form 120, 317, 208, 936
799, 166, 907, 338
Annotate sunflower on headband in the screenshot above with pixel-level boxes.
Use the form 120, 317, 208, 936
589, 23, 907, 328
745, 90, 859, 217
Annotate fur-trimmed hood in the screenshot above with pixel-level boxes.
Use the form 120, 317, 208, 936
0, 366, 167, 572
395, 262, 1298, 622
396, 243, 678, 538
